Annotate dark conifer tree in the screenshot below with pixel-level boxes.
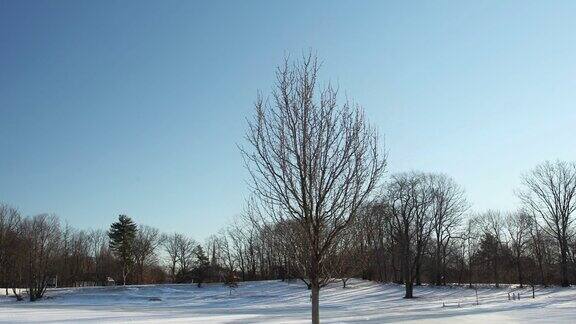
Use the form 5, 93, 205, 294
194, 245, 210, 287
108, 215, 137, 285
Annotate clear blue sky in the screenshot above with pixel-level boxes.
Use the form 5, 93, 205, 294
1, 1, 575, 240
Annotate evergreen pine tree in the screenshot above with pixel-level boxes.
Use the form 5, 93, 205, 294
194, 245, 210, 287
108, 215, 137, 285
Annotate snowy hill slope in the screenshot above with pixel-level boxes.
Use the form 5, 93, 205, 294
0, 279, 574, 323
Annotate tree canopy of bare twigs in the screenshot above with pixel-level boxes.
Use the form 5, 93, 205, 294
517, 160, 576, 286
241, 53, 386, 324
385, 172, 434, 298
429, 174, 468, 286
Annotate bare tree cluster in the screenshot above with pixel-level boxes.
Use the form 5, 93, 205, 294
0, 209, 170, 300
517, 160, 576, 287
215, 161, 575, 304
0, 207, 118, 301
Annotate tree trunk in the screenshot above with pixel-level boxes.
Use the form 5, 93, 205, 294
560, 244, 569, 287
122, 267, 127, 286
391, 252, 400, 283
381, 251, 388, 282
493, 257, 500, 288
537, 257, 546, 286
402, 256, 414, 299
434, 246, 442, 285
311, 282, 320, 324
516, 257, 524, 288
441, 255, 448, 285
404, 281, 413, 298
12, 288, 22, 301
415, 262, 422, 286
457, 255, 465, 286
468, 261, 473, 288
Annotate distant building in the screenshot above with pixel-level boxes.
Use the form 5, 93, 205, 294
105, 277, 115, 286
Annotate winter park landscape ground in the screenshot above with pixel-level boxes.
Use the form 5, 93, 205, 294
0, 279, 574, 323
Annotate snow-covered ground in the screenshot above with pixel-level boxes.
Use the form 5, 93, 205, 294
0, 280, 574, 323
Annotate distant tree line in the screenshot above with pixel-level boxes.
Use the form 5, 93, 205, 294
0, 210, 229, 301
3, 159, 574, 303
219, 161, 575, 299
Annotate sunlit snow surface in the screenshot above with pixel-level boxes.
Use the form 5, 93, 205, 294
1, 280, 574, 323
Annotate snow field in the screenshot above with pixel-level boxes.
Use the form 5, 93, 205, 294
0, 279, 575, 323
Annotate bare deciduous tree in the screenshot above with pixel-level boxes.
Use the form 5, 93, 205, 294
177, 235, 196, 280
162, 233, 181, 283
328, 215, 369, 288
162, 233, 196, 283
463, 216, 481, 288
0, 204, 22, 297
386, 172, 433, 298
22, 214, 61, 301
506, 210, 531, 287
527, 212, 552, 286
241, 53, 385, 323
517, 160, 576, 287
429, 174, 468, 286
133, 225, 161, 284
